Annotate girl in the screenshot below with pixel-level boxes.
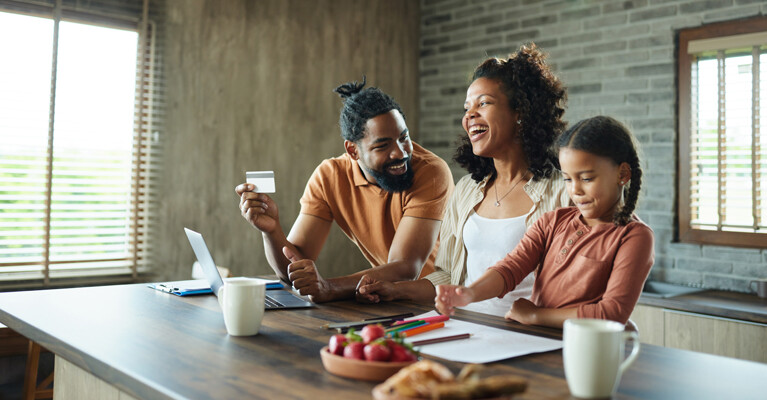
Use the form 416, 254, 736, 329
435, 116, 654, 327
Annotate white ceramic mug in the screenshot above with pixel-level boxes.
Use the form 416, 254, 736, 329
217, 277, 265, 336
563, 319, 640, 399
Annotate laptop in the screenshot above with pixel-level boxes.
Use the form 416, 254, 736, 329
184, 227, 314, 310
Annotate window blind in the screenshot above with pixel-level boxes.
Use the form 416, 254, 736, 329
0, 0, 162, 287
688, 45, 766, 233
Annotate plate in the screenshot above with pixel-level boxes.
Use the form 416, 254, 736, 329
319, 346, 416, 382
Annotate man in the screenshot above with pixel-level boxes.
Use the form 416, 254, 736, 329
235, 77, 453, 302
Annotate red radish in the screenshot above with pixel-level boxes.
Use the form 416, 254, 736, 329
343, 341, 365, 360
389, 343, 417, 362
363, 342, 391, 362
328, 334, 348, 356
360, 324, 386, 344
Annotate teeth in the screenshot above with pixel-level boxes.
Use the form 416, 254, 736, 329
469, 125, 488, 134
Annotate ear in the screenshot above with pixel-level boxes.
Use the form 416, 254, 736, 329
618, 162, 631, 185
344, 140, 359, 160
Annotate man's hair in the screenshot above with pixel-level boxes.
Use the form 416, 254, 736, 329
455, 43, 567, 182
558, 116, 643, 226
334, 76, 405, 142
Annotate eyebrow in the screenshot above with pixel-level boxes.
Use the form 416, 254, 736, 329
370, 129, 409, 146
565, 170, 596, 176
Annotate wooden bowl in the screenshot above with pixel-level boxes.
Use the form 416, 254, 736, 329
320, 346, 416, 381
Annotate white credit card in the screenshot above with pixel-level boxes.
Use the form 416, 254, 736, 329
246, 171, 276, 193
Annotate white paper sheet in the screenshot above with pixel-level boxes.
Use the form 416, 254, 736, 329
402, 311, 562, 364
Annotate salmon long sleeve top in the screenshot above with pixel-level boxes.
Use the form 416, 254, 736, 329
488, 207, 654, 324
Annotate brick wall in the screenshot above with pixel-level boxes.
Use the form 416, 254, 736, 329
418, 0, 767, 293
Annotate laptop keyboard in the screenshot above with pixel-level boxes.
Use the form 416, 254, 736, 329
265, 295, 285, 309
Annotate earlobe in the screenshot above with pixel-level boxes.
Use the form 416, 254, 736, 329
344, 140, 359, 160
619, 162, 631, 185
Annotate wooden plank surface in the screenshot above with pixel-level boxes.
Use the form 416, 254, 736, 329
1, 283, 767, 400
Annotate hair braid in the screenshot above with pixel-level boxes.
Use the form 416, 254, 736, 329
614, 153, 642, 225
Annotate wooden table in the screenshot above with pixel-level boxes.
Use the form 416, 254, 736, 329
1, 283, 766, 399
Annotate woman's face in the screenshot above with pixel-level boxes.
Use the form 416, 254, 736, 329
462, 77, 519, 158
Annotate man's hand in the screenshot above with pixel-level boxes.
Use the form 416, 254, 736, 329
434, 284, 473, 315
283, 247, 334, 303
236, 183, 280, 234
504, 298, 538, 325
355, 275, 399, 304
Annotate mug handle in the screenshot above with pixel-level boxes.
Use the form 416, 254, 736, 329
619, 330, 641, 376
217, 286, 225, 308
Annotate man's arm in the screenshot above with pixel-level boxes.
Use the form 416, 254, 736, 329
353, 216, 441, 302
263, 214, 331, 282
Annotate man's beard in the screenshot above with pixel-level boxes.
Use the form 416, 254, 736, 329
365, 158, 414, 192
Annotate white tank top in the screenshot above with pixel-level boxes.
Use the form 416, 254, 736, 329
460, 211, 534, 317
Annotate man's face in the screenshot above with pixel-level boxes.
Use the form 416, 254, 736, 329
348, 109, 414, 192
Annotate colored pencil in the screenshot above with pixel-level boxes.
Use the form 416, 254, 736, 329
364, 313, 413, 321
324, 313, 415, 330
400, 321, 445, 338
385, 320, 424, 333
411, 333, 472, 346
392, 314, 449, 326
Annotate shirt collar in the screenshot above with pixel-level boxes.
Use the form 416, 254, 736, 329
350, 156, 371, 187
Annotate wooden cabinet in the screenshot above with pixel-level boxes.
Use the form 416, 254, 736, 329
630, 305, 767, 364
630, 305, 665, 346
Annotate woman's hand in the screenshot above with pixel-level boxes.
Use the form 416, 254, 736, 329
434, 285, 474, 315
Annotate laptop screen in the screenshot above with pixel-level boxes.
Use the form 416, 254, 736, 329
184, 228, 224, 296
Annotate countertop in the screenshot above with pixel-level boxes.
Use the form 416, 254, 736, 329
2, 283, 767, 399
638, 289, 767, 325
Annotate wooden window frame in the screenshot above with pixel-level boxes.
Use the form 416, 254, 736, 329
677, 16, 767, 249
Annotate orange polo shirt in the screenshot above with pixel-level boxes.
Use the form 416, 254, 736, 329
299, 143, 453, 278
489, 207, 655, 324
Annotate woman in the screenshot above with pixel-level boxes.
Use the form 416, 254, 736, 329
356, 43, 569, 317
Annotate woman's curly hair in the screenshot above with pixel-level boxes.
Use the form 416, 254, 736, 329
455, 43, 567, 182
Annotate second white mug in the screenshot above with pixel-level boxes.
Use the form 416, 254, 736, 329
217, 277, 265, 336
563, 318, 640, 399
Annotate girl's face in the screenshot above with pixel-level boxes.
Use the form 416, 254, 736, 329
462, 77, 519, 158
559, 148, 630, 226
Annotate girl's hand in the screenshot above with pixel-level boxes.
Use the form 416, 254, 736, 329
435, 285, 473, 315
504, 298, 539, 325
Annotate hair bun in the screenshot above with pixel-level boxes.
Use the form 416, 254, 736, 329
334, 75, 367, 99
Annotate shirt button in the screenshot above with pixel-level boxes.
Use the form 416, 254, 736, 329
576, 230, 584, 236
561, 248, 568, 255
567, 239, 574, 245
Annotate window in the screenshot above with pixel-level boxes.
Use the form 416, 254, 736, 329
0, 2, 159, 287
678, 16, 767, 248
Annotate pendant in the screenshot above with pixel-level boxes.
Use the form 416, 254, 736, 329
494, 201, 500, 207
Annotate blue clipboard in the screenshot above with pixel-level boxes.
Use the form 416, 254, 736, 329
148, 280, 284, 296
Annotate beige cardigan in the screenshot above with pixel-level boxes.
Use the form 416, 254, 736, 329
423, 171, 571, 287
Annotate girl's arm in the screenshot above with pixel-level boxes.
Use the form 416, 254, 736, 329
435, 269, 506, 315
505, 299, 577, 328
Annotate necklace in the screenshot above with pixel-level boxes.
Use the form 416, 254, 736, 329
494, 174, 527, 207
